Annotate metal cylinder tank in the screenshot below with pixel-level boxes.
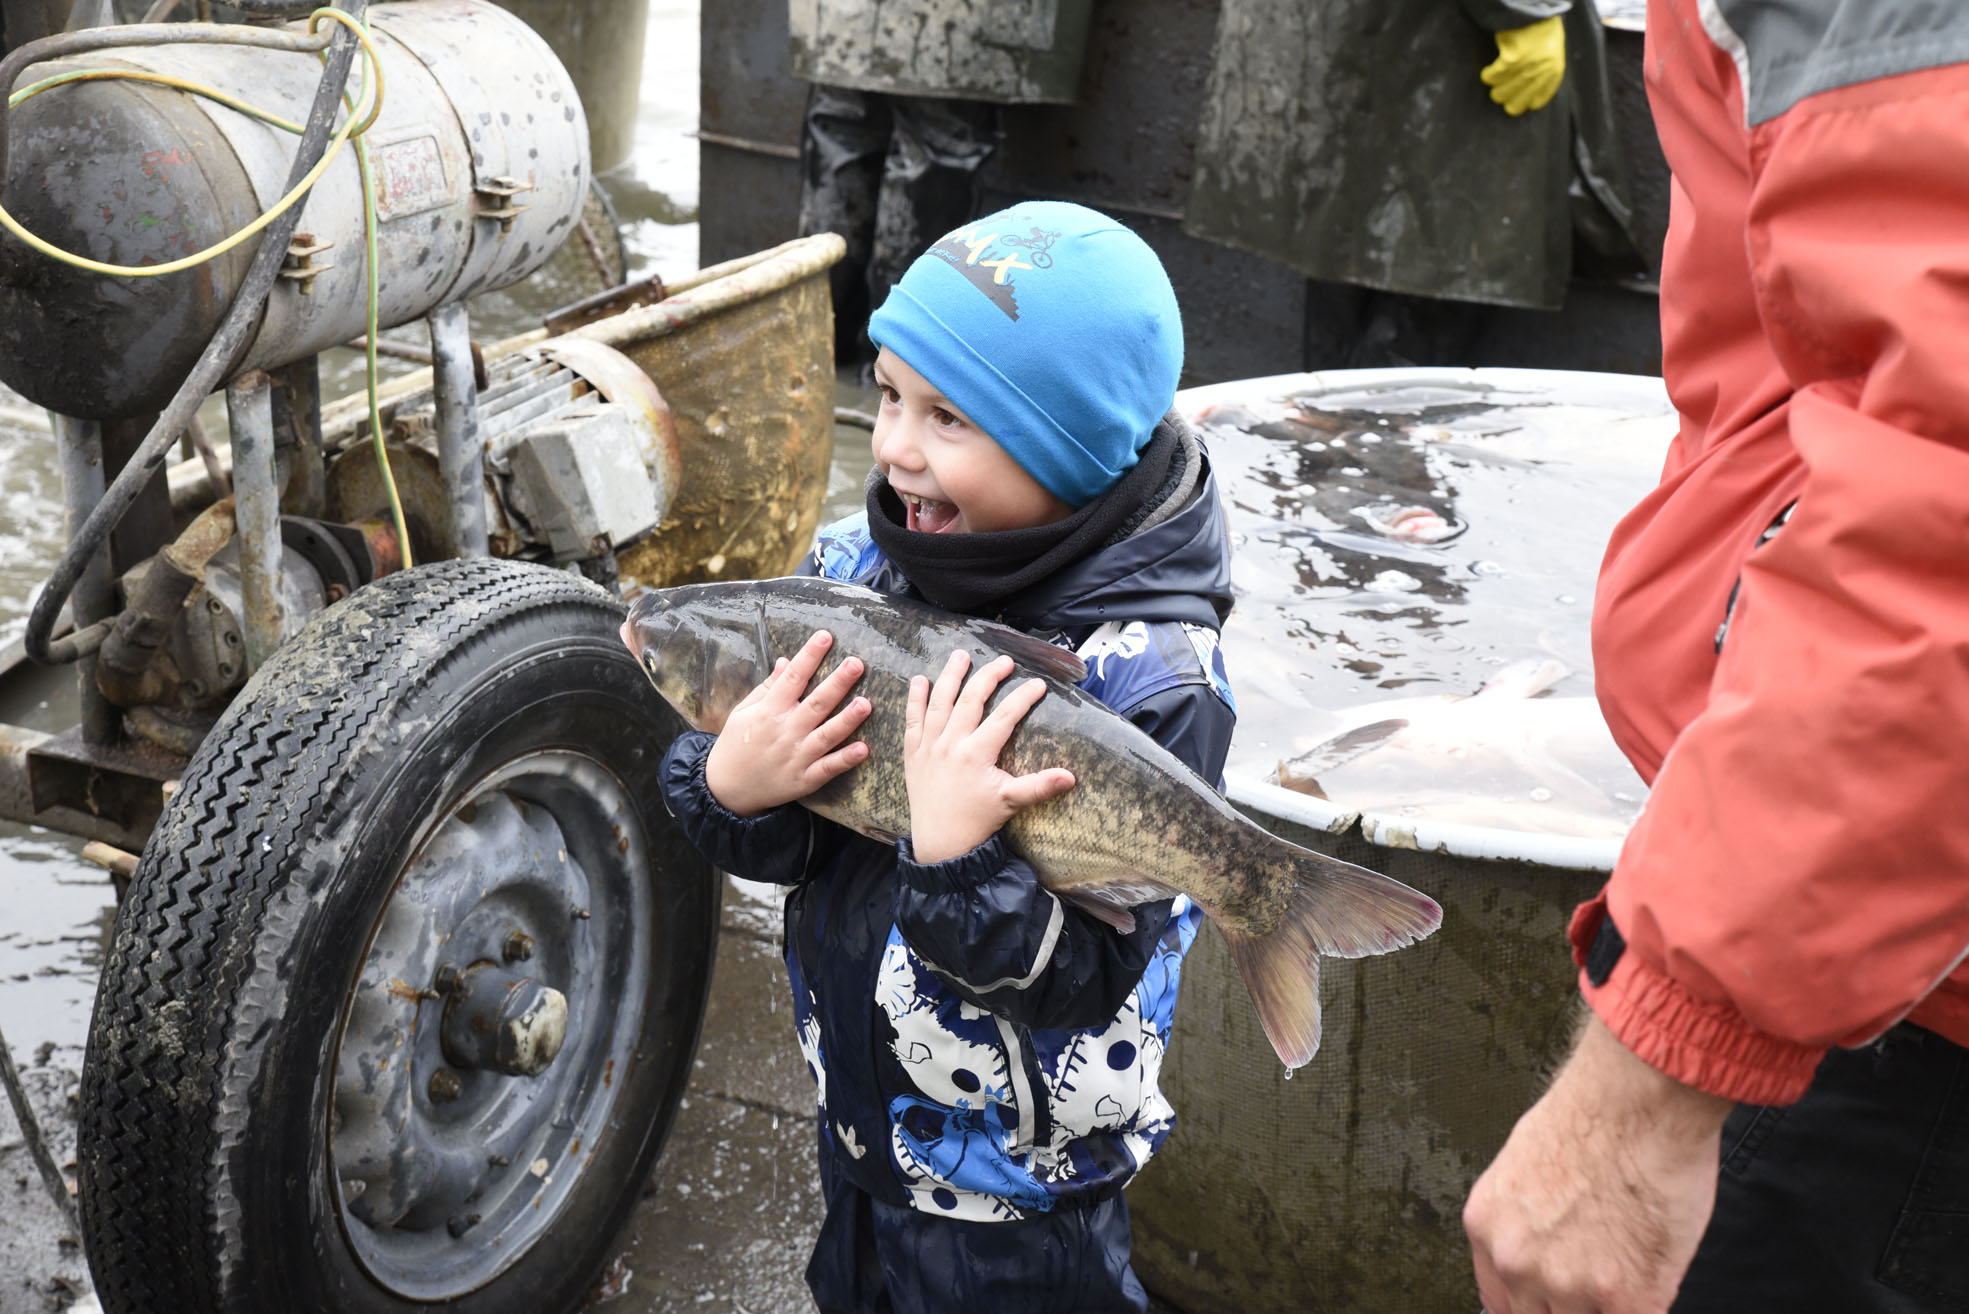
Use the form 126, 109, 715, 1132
0, 0, 590, 421
486, 0, 647, 174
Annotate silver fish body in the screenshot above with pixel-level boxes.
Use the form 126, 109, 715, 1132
624, 576, 1441, 1067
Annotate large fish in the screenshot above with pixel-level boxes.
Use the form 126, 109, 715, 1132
622, 576, 1441, 1069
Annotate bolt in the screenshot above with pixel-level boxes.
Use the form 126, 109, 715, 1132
503, 930, 534, 963
208, 597, 224, 615
571, 907, 590, 921
427, 1068, 463, 1103
434, 964, 462, 995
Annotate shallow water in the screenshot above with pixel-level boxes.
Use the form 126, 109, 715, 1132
1187, 371, 1670, 833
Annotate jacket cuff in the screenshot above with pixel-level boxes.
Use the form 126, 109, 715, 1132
1569, 895, 1826, 1106
897, 834, 1007, 895
660, 731, 813, 856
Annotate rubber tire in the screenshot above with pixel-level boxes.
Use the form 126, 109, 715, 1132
76, 558, 719, 1314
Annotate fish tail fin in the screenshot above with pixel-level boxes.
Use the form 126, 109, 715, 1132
1218, 853, 1442, 1070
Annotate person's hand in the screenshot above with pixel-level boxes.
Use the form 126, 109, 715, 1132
1482, 15, 1566, 116
902, 650, 1076, 864
704, 629, 871, 816
1465, 1010, 1735, 1314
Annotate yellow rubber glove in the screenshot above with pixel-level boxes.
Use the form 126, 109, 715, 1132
1481, 15, 1566, 116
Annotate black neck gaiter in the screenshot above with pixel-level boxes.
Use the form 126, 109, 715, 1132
864, 414, 1191, 615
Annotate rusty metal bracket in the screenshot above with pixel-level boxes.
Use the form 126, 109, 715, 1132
20, 725, 180, 851
474, 175, 533, 234
278, 231, 335, 294
541, 272, 670, 337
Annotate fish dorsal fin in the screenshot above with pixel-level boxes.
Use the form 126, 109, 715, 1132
971, 620, 1088, 684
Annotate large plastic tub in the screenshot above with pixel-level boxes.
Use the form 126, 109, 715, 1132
1129, 367, 1674, 1313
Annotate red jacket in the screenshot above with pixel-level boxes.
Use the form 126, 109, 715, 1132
1575, 0, 1969, 1106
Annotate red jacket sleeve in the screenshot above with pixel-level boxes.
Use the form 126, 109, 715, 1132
1581, 52, 1969, 1105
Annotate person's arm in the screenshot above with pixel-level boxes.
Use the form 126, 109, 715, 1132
1459, 0, 1567, 30
1463, 1, 1570, 116
1465, 1011, 1733, 1314
893, 657, 1235, 1031
655, 623, 872, 885
659, 730, 827, 887
1469, 51, 1969, 1314
1580, 59, 1969, 1111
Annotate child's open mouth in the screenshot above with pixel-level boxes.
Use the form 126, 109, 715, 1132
900, 492, 959, 534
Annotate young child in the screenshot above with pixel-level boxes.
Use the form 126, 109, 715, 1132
657, 200, 1235, 1313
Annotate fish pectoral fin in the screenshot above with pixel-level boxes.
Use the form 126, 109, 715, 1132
972, 621, 1090, 684
1276, 718, 1410, 789
1060, 889, 1138, 935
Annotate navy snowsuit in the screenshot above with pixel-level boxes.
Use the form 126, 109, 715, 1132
658, 461, 1235, 1310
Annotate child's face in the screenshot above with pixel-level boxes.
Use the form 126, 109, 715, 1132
869, 349, 1075, 535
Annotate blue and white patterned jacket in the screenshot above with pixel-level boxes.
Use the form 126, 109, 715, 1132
659, 460, 1236, 1221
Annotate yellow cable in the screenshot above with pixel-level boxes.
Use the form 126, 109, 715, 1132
0, 7, 382, 279
336, 45, 413, 568
12, 68, 307, 131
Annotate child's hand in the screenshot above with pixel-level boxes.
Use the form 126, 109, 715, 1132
705, 630, 871, 816
902, 650, 1076, 864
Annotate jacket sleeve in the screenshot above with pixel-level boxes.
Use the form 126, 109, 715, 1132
1458, 0, 1568, 34
892, 680, 1236, 1030
659, 730, 822, 887
1575, 60, 1969, 1106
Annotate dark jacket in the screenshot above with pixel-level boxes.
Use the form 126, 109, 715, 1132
659, 462, 1236, 1220
787, 0, 1094, 104
1183, 0, 1641, 310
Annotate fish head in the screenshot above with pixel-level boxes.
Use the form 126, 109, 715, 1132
621, 588, 770, 733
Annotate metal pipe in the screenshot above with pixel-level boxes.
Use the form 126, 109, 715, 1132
0, 1020, 78, 1235
226, 373, 283, 673
21, 0, 366, 666
53, 413, 120, 744
428, 300, 487, 559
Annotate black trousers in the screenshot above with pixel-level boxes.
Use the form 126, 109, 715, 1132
796, 83, 998, 365
804, 1154, 1147, 1314
1674, 1023, 1969, 1312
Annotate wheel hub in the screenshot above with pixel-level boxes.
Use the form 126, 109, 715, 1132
438, 961, 569, 1077
328, 752, 652, 1299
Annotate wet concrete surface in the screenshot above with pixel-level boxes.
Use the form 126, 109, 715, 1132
0, 1061, 91, 1314
0, 878, 1185, 1314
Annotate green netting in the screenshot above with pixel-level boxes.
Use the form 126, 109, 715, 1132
1131, 815, 1599, 1313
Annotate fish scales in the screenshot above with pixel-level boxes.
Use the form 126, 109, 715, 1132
625, 576, 1442, 1068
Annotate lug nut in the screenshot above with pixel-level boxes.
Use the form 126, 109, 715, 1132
503, 930, 534, 963
427, 1068, 463, 1103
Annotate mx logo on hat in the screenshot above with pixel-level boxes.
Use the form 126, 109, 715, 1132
927, 224, 1061, 321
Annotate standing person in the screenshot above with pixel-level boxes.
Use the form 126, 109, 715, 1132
1464, 2, 1969, 1311
1183, 0, 1645, 366
787, 0, 1095, 370
657, 201, 1233, 1312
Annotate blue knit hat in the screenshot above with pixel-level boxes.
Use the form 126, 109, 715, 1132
867, 200, 1184, 508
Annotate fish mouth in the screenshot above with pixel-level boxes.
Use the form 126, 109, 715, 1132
621, 592, 677, 664
896, 490, 960, 534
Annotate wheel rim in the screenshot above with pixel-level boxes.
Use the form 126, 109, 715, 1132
329, 750, 653, 1299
